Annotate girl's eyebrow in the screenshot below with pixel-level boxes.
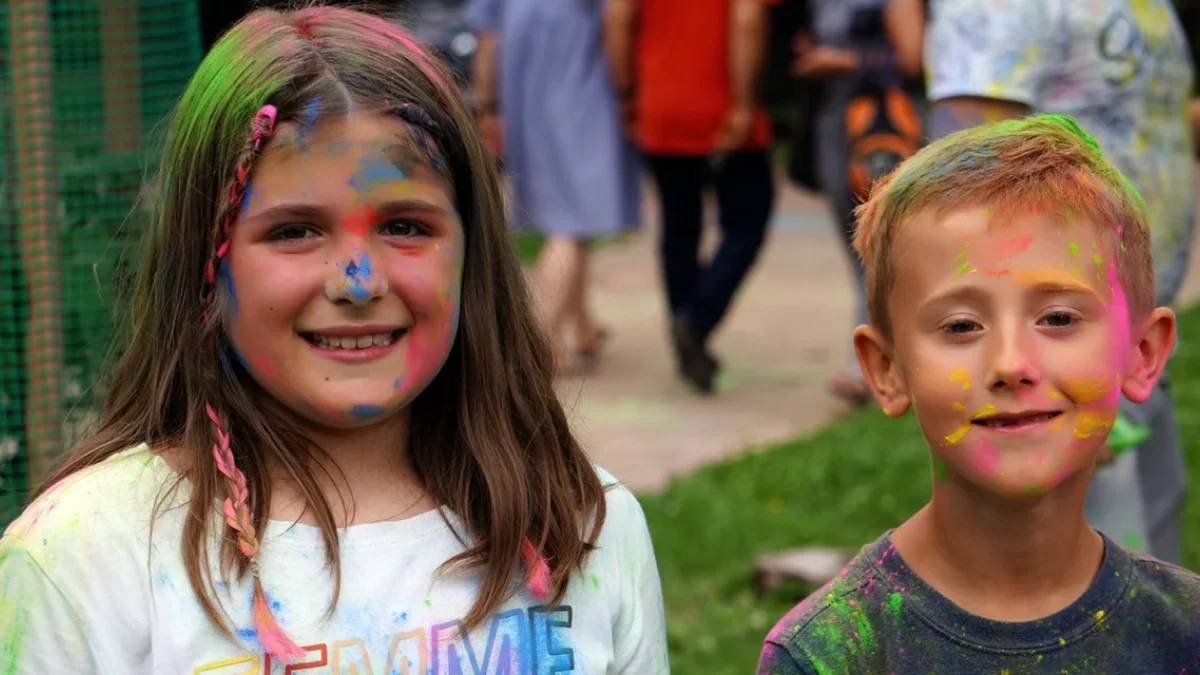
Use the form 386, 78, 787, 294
248, 198, 456, 223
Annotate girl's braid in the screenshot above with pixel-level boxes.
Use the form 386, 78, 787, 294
200, 104, 304, 663
201, 105, 277, 323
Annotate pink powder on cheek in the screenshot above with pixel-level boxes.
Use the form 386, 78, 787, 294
254, 356, 278, 380
972, 438, 1000, 477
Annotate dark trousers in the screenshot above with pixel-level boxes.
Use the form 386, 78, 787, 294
646, 151, 775, 341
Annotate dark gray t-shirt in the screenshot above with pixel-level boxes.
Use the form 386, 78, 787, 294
758, 531, 1200, 674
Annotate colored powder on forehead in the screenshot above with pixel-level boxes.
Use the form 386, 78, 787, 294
1005, 234, 1033, 252
1012, 268, 1097, 296
949, 367, 971, 390
343, 204, 377, 238
348, 152, 407, 193
1068, 242, 1080, 256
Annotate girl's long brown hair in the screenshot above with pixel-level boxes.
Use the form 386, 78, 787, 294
37, 2, 606, 648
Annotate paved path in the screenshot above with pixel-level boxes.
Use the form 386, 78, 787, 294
556, 170, 1200, 493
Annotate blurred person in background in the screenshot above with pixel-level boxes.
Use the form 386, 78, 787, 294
468, 0, 641, 377
604, 0, 777, 395
923, 0, 1195, 565
791, 0, 924, 407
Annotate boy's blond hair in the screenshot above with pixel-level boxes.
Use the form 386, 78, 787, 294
853, 114, 1154, 338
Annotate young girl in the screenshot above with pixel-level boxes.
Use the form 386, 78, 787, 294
0, 6, 668, 674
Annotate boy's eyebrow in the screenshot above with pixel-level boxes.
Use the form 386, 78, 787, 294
1012, 269, 1104, 298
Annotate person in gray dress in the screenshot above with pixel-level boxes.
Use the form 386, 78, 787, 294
467, 0, 641, 375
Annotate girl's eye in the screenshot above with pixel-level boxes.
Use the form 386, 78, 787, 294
942, 319, 982, 335
1041, 311, 1077, 328
381, 219, 430, 238
267, 224, 318, 241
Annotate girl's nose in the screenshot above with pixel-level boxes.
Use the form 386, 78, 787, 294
325, 249, 388, 305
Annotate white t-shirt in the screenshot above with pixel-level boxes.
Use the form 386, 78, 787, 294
0, 445, 669, 674
925, 0, 1196, 306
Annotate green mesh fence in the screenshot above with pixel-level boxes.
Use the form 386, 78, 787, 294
0, 0, 202, 527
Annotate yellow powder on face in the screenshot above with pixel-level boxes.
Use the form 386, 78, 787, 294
1074, 411, 1114, 438
1012, 268, 1100, 298
1046, 387, 1063, 400
945, 424, 972, 445
1061, 375, 1114, 405
949, 366, 971, 390
952, 402, 966, 411
971, 404, 997, 420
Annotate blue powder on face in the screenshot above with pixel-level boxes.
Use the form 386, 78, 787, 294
344, 253, 373, 302
393, 376, 405, 390
350, 404, 386, 420
219, 260, 237, 317
241, 185, 254, 214
348, 153, 407, 193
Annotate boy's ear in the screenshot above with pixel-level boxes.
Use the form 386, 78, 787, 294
1121, 307, 1176, 403
853, 324, 910, 416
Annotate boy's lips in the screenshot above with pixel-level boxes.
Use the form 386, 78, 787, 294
971, 410, 1062, 433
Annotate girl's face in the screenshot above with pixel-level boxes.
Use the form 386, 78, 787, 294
222, 112, 464, 428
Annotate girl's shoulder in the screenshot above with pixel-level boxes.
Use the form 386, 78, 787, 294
591, 464, 653, 552
2, 444, 180, 559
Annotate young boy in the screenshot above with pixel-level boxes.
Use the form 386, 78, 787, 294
757, 114, 1200, 674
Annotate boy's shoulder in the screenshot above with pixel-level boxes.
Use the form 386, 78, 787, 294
1122, 547, 1200, 620
762, 533, 902, 671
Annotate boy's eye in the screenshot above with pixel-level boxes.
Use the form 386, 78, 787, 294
1040, 311, 1077, 328
267, 224, 318, 241
380, 219, 429, 238
942, 319, 981, 334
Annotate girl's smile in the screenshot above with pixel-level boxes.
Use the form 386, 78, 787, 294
223, 111, 464, 428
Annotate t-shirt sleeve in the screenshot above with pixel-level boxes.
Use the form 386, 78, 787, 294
606, 484, 670, 674
924, 0, 1063, 106
756, 641, 816, 675
463, 0, 502, 32
0, 540, 98, 673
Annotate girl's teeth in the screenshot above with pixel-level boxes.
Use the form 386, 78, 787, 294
312, 332, 395, 349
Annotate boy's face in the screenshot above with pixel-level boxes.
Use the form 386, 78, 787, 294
855, 207, 1174, 498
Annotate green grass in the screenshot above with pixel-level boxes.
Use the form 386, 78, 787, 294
640, 303, 1200, 675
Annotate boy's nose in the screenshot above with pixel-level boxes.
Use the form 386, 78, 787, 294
985, 327, 1042, 392
325, 247, 389, 306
